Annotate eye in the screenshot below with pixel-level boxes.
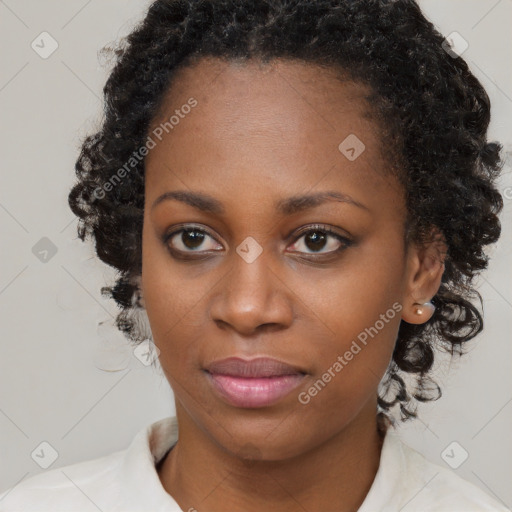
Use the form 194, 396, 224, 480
287, 224, 352, 256
164, 225, 223, 257
163, 223, 352, 261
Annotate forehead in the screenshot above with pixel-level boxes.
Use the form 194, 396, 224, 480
145, 57, 401, 213
155, 56, 371, 112
149, 57, 377, 146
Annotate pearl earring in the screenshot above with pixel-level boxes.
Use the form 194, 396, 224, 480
413, 301, 435, 316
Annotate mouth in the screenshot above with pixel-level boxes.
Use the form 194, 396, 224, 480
204, 357, 307, 408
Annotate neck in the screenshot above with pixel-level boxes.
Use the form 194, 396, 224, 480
158, 400, 385, 512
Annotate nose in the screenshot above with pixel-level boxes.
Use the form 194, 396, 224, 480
209, 248, 294, 337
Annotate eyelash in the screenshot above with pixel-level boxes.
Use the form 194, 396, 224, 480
162, 223, 353, 261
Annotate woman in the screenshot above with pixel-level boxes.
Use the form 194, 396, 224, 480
1, 0, 509, 510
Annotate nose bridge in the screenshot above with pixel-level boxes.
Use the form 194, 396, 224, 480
227, 241, 276, 310
210, 239, 293, 334
232, 241, 273, 299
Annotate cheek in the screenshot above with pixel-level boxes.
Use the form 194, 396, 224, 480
289, 235, 405, 400
141, 226, 207, 366
295, 298, 400, 411
293, 232, 405, 338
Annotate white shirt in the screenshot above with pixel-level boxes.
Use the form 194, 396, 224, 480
0, 416, 509, 511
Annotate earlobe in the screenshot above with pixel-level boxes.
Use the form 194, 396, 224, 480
412, 301, 436, 317
402, 297, 438, 325
402, 300, 436, 324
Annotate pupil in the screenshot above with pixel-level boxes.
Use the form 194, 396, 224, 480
306, 231, 326, 252
182, 229, 204, 249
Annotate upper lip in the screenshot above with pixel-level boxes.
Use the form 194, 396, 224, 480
205, 357, 306, 378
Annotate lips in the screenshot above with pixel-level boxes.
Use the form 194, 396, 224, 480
204, 357, 307, 408
206, 357, 305, 378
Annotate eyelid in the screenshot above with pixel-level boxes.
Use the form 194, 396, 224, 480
291, 223, 352, 241
164, 223, 218, 240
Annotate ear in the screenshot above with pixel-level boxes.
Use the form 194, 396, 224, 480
401, 228, 447, 325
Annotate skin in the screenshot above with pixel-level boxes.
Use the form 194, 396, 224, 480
140, 57, 445, 512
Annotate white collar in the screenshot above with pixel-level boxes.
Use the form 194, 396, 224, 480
117, 416, 509, 511
118, 416, 404, 511
119, 416, 181, 511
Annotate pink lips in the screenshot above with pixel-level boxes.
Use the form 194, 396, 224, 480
205, 357, 306, 408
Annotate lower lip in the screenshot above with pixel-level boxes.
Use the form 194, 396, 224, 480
206, 372, 306, 408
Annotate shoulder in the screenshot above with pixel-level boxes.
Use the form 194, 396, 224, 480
0, 417, 180, 512
0, 450, 125, 511
388, 431, 510, 512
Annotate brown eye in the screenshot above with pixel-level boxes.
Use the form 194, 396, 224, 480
288, 225, 352, 256
179, 229, 206, 250
303, 231, 328, 252
164, 226, 223, 254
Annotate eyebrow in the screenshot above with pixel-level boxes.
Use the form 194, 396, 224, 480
151, 190, 369, 215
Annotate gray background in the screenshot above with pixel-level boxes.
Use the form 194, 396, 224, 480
1, 0, 511, 507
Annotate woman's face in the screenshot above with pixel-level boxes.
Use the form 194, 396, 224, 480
141, 57, 417, 460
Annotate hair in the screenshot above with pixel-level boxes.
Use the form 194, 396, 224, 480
68, 0, 504, 428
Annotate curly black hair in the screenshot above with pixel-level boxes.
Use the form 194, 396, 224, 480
68, 0, 504, 427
